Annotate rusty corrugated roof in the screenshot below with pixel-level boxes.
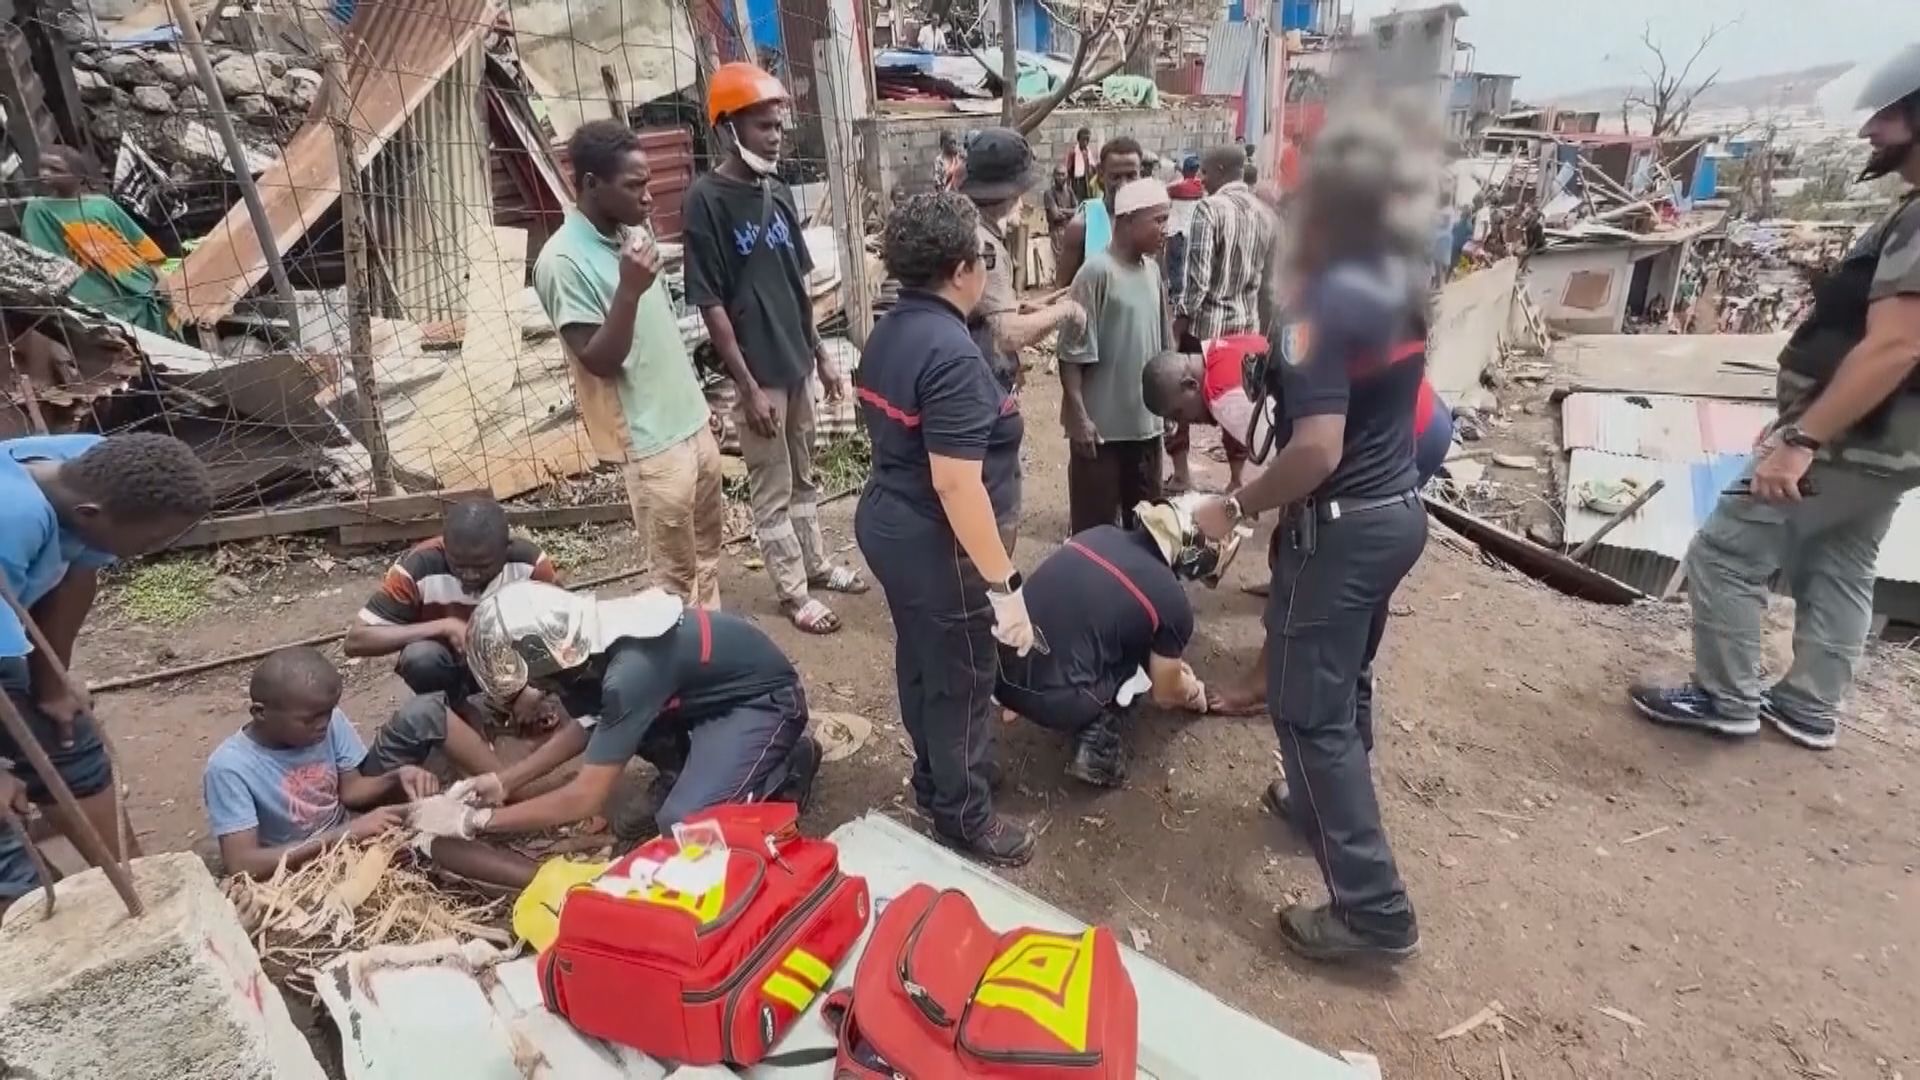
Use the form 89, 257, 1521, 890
160, 0, 501, 327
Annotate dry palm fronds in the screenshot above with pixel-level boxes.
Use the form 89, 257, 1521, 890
225, 833, 509, 1003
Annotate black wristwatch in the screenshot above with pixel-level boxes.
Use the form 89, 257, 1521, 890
1778, 425, 1824, 452
989, 571, 1023, 595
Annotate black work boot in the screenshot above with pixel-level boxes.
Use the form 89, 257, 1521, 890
938, 816, 1037, 868
1065, 712, 1127, 788
1262, 778, 1312, 842
1277, 903, 1420, 964
611, 770, 680, 852
775, 735, 823, 813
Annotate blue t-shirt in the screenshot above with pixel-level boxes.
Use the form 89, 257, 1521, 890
202, 710, 368, 846
0, 435, 114, 659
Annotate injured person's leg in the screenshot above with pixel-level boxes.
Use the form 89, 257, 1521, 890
361, 694, 508, 780
415, 835, 538, 891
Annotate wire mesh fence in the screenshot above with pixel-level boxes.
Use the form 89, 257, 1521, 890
3, 0, 873, 542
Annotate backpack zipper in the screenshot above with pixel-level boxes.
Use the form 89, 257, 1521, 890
692, 870, 845, 1060
897, 889, 961, 1028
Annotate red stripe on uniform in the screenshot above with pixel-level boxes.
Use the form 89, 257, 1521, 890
1065, 540, 1159, 632
696, 608, 712, 664
1000, 394, 1019, 415
858, 387, 921, 428
1389, 339, 1424, 364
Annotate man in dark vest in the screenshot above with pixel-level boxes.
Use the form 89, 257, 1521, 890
1630, 45, 1920, 752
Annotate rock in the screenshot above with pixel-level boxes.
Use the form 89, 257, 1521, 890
232, 94, 277, 124
96, 51, 155, 85
71, 48, 99, 69
179, 84, 209, 113
54, 9, 96, 46
74, 67, 113, 103
280, 68, 321, 110
207, 575, 252, 602
1491, 453, 1539, 470
132, 84, 174, 113
150, 51, 195, 87
255, 50, 290, 78
211, 53, 268, 98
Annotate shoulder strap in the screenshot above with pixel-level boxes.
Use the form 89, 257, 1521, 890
1065, 539, 1159, 631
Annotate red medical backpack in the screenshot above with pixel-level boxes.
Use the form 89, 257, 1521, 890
824, 883, 1139, 1079
536, 802, 870, 1065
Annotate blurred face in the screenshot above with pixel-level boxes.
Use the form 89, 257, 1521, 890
1122, 205, 1170, 255
583, 148, 654, 227
1052, 166, 1067, 187
39, 151, 84, 198
1860, 103, 1918, 179
445, 533, 508, 595
731, 101, 788, 161
1100, 153, 1142, 203
1077, 130, 1091, 148
1162, 365, 1208, 424
71, 506, 202, 559
249, 680, 342, 750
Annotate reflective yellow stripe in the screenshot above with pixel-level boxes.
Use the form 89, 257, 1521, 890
783, 948, 833, 988
762, 971, 816, 1012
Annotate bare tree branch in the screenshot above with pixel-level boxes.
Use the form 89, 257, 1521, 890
1011, 0, 1158, 135
1619, 20, 1733, 136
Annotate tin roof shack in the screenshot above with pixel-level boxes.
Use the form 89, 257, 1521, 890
1523, 212, 1723, 334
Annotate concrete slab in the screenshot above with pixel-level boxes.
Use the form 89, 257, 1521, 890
0, 852, 325, 1080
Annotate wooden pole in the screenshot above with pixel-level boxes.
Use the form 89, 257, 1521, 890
815, 25, 874, 345
162, 0, 299, 326
0, 584, 142, 917
322, 45, 397, 496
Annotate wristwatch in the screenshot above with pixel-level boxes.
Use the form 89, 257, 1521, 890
1222, 495, 1246, 524
989, 571, 1023, 596
1778, 425, 1824, 452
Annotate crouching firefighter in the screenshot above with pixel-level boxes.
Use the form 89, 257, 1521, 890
1630, 45, 1920, 751
405, 581, 820, 847
996, 499, 1241, 786
1192, 115, 1430, 964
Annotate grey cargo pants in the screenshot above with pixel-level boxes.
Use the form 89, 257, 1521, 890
1687, 460, 1917, 726
1266, 495, 1427, 933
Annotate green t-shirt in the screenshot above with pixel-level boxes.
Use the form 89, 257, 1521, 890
533, 212, 709, 459
20, 194, 175, 337
1059, 250, 1171, 443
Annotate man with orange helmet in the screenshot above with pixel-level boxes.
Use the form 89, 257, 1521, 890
683, 63, 868, 636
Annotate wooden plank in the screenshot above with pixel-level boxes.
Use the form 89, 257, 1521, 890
168, 489, 486, 548
335, 501, 632, 545
1423, 495, 1646, 605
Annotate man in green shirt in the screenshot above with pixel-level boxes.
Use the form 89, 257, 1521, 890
22, 146, 176, 338
534, 122, 724, 608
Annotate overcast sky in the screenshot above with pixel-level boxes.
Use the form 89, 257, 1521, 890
1348, 0, 1920, 97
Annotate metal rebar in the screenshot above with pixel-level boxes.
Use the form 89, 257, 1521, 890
162, 0, 300, 326
322, 44, 397, 496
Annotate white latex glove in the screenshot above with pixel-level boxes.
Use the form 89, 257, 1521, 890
448, 772, 507, 808
987, 587, 1036, 656
409, 793, 478, 840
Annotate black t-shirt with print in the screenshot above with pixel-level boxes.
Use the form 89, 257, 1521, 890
681, 171, 818, 391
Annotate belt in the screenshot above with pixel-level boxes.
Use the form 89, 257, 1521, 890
1307, 490, 1418, 523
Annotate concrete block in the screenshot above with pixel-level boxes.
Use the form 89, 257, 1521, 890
0, 852, 326, 1080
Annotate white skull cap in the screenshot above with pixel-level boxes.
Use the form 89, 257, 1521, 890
1113, 177, 1171, 217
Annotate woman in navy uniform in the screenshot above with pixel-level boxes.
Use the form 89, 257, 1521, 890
855, 192, 1041, 867
1193, 116, 1430, 963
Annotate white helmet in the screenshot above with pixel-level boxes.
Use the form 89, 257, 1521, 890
466, 581, 684, 697
1857, 44, 1920, 180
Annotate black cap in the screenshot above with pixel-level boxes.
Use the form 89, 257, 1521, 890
959, 127, 1040, 203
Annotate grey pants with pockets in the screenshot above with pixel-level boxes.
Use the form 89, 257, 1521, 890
736, 384, 830, 607
1266, 497, 1427, 932
1686, 460, 1918, 726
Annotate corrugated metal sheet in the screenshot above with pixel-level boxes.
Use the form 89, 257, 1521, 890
636, 127, 695, 241
162, 0, 502, 326
367, 42, 490, 332
1561, 393, 1773, 462
1200, 20, 1257, 96
1564, 445, 1920, 585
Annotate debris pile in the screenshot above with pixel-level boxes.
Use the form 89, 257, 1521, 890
225, 833, 510, 1004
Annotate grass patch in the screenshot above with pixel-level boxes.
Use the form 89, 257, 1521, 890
116, 556, 216, 625
814, 433, 872, 495
528, 526, 601, 569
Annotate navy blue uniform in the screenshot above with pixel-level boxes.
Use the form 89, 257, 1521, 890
854, 291, 1023, 841
1267, 255, 1429, 939
997, 525, 1192, 733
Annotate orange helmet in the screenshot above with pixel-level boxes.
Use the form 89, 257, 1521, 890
707, 62, 789, 126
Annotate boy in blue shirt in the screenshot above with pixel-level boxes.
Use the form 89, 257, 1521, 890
204, 646, 536, 886
0, 433, 212, 913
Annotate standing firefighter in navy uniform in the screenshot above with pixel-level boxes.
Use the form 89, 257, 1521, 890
1631, 46, 1920, 751
1192, 117, 1430, 964
855, 192, 1042, 868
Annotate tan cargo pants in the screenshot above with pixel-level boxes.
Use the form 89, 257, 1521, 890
735, 384, 829, 607
623, 425, 726, 609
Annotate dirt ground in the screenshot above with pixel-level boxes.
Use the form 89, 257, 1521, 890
74, 375, 1918, 1080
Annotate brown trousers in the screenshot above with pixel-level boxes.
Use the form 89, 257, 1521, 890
623, 426, 726, 609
